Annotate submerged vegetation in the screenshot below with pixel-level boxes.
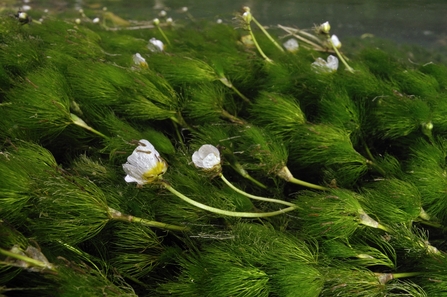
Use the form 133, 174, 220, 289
1, 4, 447, 296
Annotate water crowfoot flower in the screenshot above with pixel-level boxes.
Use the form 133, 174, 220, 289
312, 55, 339, 73
330, 34, 341, 48
193, 144, 297, 207
132, 53, 148, 68
283, 38, 299, 53
123, 141, 294, 217
192, 144, 221, 172
153, 18, 171, 46
148, 37, 164, 52
123, 139, 167, 185
239, 7, 273, 64
315, 21, 354, 73
242, 6, 284, 53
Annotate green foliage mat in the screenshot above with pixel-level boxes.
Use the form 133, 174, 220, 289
1, 6, 447, 297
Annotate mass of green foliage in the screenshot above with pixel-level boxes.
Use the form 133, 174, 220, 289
1, 5, 447, 297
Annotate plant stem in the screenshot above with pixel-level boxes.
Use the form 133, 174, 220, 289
277, 25, 325, 51
107, 207, 188, 231
155, 24, 171, 46
246, 24, 273, 64
220, 109, 247, 125
359, 211, 390, 232
376, 272, 422, 284
70, 113, 108, 139
277, 166, 328, 190
163, 182, 297, 217
231, 161, 267, 189
0, 248, 56, 272
218, 76, 251, 104
219, 173, 297, 207
329, 38, 354, 73
251, 16, 284, 53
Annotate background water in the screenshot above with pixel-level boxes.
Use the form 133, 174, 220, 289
14, 0, 447, 48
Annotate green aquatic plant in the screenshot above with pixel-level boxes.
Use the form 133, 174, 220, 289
159, 223, 322, 297
294, 189, 390, 239
2, 6, 447, 296
123, 139, 298, 218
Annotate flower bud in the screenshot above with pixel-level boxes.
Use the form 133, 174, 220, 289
330, 34, 342, 48
320, 21, 331, 34
242, 11, 252, 23
192, 145, 221, 172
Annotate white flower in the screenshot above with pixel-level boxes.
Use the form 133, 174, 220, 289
148, 38, 164, 52
330, 34, 342, 48
283, 38, 299, 53
192, 145, 221, 171
311, 55, 339, 73
123, 139, 167, 185
132, 53, 148, 68
319, 21, 331, 34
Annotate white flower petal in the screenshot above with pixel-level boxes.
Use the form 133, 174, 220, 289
122, 139, 167, 185
283, 38, 299, 53
326, 55, 339, 71
320, 21, 331, 33
330, 35, 341, 48
192, 144, 221, 170
133, 53, 148, 68
311, 55, 338, 73
202, 153, 220, 169
192, 151, 204, 168
148, 38, 164, 52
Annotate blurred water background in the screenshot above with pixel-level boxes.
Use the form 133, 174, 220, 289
7, 0, 447, 48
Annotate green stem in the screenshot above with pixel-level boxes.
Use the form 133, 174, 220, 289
362, 138, 376, 163
251, 16, 284, 53
0, 248, 56, 271
365, 159, 387, 176
359, 211, 390, 232
376, 272, 422, 284
415, 218, 443, 229
219, 76, 251, 104
231, 161, 267, 189
230, 85, 252, 104
277, 24, 325, 51
247, 25, 273, 64
219, 173, 297, 207
329, 38, 354, 73
277, 166, 328, 191
163, 183, 297, 217
156, 24, 171, 46
220, 109, 247, 125
108, 207, 188, 231
70, 113, 108, 139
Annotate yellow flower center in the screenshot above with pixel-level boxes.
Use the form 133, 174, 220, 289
142, 160, 167, 183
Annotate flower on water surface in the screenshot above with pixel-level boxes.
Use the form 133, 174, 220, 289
311, 55, 339, 73
192, 145, 221, 171
123, 139, 167, 185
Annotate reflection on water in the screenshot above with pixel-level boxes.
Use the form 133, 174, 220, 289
11, 0, 447, 47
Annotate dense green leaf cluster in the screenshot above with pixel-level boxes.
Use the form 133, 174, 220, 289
1, 7, 447, 296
